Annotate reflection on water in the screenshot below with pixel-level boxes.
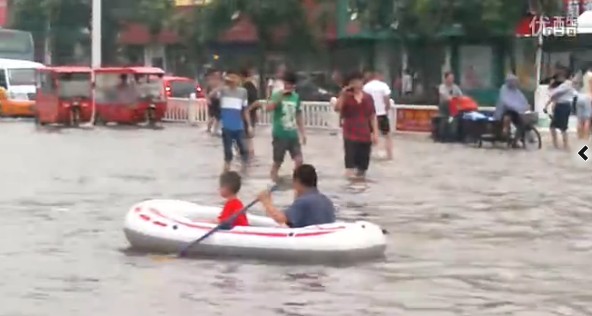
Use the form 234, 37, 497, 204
0, 123, 591, 316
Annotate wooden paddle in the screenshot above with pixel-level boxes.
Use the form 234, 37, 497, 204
176, 185, 279, 258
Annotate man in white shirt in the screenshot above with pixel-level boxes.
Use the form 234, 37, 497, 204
363, 71, 393, 160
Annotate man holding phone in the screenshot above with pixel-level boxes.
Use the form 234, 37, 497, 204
266, 71, 306, 183
334, 71, 378, 180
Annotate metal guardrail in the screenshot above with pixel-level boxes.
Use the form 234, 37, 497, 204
164, 98, 342, 130
164, 98, 207, 124
164, 98, 491, 133
164, 92, 566, 133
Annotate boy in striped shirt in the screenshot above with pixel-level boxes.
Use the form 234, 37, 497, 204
219, 70, 251, 173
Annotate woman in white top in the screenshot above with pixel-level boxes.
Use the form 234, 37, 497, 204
576, 66, 592, 140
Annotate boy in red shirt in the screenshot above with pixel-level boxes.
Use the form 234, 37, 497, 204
217, 171, 249, 228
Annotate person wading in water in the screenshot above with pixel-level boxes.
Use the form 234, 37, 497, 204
334, 71, 378, 180
545, 68, 575, 150
206, 68, 223, 135
219, 70, 250, 173
241, 68, 260, 158
363, 70, 393, 160
266, 71, 306, 183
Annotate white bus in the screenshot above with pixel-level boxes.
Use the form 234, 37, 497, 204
0, 28, 34, 61
0, 58, 45, 100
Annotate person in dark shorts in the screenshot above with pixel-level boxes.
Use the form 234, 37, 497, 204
334, 71, 378, 180
206, 68, 222, 134
545, 70, 575, 149
219, 70, 250, 173
266, 71, 306, 183
363, 70, 393, 159
241, 68, 260, 157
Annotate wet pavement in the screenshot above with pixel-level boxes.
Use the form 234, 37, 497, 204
1, 121, 591, 316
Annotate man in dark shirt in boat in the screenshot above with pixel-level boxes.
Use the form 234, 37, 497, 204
257, 164, 336, 228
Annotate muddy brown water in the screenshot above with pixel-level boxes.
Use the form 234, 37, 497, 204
1, 121, 591, 316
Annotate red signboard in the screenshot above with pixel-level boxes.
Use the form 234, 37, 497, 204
515, 0, 590, 37
395, 108, 438, 133
0, 0, 7, 27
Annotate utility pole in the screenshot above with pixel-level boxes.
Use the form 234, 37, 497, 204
91, 0, 101, 67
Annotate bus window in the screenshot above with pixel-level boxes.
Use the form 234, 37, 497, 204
7, 69, 37, 86
0, 70, 7, 89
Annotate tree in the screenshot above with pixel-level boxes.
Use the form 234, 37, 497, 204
120, 0, 174, 36
11, 0, 89, 64
11, 0, 174, 65
190, 0, 331, 70
98, 0, 174, 64
347, 0, 563, 39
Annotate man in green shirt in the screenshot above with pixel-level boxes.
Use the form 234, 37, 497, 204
266, 71, 307, 183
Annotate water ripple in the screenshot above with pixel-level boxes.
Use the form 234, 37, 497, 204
0, 123, 591, 316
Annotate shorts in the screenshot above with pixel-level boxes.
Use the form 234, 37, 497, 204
222, 129, 248, 163
343, 139, 371, 172
550, 102, 571, 132
376, 115, 390, 135
272, 137, 302, 164
208, 103, 221, 120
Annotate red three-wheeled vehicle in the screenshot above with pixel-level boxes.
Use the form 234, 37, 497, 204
35, 66, 93, 127
93, 67, 167, 127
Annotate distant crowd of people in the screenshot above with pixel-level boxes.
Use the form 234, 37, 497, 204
436, 64, 592, 149
202, 64, 395, 182
205, 63, 592, 230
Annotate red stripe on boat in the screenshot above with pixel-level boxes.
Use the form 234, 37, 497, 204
134, 207, 142, 213
145, 208, 344, 238
153, 221, 167, 227
139, 214, 151, 221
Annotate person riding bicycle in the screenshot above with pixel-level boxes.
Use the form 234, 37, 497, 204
494, 74, 530, 139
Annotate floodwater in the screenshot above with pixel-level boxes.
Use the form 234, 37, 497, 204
1, 121, 591, 316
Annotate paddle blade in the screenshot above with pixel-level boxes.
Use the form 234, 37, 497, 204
175, 185, 279, 258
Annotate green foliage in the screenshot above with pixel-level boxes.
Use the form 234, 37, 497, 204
196, 0, 326, 52
348, 0, 564, 39
10, 0, 49, 37
171, 6, 209, 62
10, 0, 174, 64
127, 0, 175, 35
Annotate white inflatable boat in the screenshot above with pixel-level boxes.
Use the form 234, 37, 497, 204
124, 199, 387, 262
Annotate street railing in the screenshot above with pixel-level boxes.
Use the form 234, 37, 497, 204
164, 98, 342, 130
164, 97, 495, 133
